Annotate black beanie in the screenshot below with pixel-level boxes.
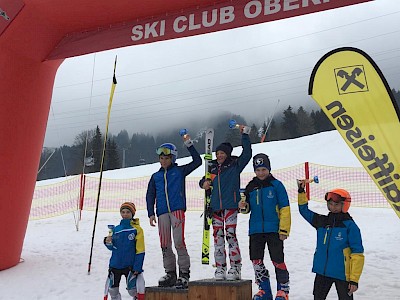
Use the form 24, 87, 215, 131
216, 142, 233, 157
253, 153, 271, 171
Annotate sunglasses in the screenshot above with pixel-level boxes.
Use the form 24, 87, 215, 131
324, 192, 346, 203
156, 147, 177, 156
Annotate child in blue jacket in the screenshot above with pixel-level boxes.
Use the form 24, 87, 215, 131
200, 125, 252, 281
146, 134, 201, 289
239, 153, 291, 300
104, 202, 145, 300
297, 180, 364, 300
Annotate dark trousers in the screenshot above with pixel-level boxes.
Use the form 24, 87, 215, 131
109, 267, 130, 288
249, 233, 288, 284
313, 274, 354, 300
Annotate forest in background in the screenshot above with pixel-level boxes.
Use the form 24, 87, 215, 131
37, 89, 400, 181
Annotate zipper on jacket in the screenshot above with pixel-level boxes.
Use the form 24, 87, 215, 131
164, 170, 171, 213
323, 216, 336, 275
218, 165, 222, 209
259, 189, 264, 232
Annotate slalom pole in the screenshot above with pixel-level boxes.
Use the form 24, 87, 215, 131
37, 149, 56, 174
260, 99, 280, 143
88, 56, 118, 274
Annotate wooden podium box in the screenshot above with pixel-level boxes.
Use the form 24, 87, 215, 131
188, 279, 252, 300
145, 286, 188, 300
145, 279, 252, 300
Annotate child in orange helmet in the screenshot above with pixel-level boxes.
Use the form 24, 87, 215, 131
298, 181, 364, 300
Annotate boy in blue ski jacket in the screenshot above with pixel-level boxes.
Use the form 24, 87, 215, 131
199, 125, 252, 281
297, 180, 364, 300
146, 134, 201, 289
239, 153, 291, 300
104, 202, 145, 300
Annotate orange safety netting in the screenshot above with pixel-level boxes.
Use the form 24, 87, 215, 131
30, 163, 389, 220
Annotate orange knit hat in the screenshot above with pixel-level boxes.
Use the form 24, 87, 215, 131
120, 202, 136, 215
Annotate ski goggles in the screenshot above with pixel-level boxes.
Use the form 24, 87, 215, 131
324, 192, 346, 203
156, 147, 177, 156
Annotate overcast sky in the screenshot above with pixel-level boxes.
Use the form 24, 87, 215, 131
44, 0, 400, 147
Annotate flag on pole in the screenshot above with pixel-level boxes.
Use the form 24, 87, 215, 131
309, 47, 400, 218
88, 56, 118, 274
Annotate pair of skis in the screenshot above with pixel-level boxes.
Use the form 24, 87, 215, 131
201, 128, 214, 265
179, 128, 214, 265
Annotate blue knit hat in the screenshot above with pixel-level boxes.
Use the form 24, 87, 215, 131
253, 153, 271, 171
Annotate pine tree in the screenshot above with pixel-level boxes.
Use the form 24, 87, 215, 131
91, 126, 103, 172
267, 119, 283, 141
249, 124, 259, 143
311, 109, 335, 132
297, 106, 316, 137
106, 138, 120, 170
281, 105, 299, 139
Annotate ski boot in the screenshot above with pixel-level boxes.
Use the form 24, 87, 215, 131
275, 290, 289, 300
253, 279, 273, 300
108, 287, 122, 300
175, 271, 190, 289
276, 281, 289, 299
214, 266, 227, 280
226, 264, 241, 280
158, 271, 177, 287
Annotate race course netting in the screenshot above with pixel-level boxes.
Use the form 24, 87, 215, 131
30, 163, 389, 220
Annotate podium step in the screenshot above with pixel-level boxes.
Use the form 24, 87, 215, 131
145, 279, 252, 300
189, 279, 252, 300
145, 286, 188, 300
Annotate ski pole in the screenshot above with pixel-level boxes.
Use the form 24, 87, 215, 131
260, 99, 280, 143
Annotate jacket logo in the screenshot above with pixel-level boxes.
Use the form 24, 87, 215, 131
335, 66, 368, 94
128, 233, 135, 240
335, 231, 343, 241
267, 190, 274, 198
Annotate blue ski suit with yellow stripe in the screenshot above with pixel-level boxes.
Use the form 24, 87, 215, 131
244, 174, 291, 236
104, 218, 145, 273
298, 192, 364, 285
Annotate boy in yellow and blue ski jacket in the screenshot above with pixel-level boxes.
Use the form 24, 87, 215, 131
298, 182, 364, 299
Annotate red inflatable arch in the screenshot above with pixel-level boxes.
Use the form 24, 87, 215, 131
0, 0, 370, 270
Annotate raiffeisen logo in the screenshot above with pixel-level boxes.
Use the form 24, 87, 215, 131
334, 65, 369, 95
325, 100, 400, 212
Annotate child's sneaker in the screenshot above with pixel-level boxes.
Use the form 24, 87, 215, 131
275, 290, 289, 300
214, 266, 226, 280
226, 265, 241, 280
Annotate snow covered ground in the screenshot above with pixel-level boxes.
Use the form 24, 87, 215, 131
1, 131, 399, 299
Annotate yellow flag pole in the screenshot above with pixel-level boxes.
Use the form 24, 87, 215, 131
88, 56, 118, 274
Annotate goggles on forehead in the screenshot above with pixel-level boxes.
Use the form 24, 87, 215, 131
324, 192, 346, 203
156, 147, 177, 156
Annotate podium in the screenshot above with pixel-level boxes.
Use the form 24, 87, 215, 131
144, 286, 188, 300
145, 279, 252, 300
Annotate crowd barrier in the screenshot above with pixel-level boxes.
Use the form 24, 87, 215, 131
30, 162, 389, 220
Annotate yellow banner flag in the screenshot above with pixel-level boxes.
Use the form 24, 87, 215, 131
309, 47, 400, 218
